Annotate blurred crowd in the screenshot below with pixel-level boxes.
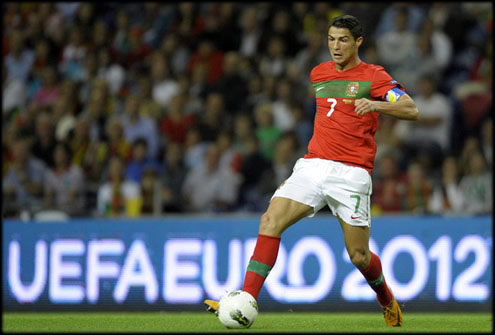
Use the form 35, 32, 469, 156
2, 2, 492, 219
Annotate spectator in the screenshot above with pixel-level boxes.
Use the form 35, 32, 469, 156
189, 59, 209, 102
245, 74, 267, 114
459, 150, 492, 215
428, 156, 464, 215
254, 103, 282, 161
125, 138, 161, 183
83, 79, 114, 142
121, 94, 159, 160
197, 92, 227, 142
272, 80, 296, 132
238, 135, 272, 211
291, 102, 313, 149
403, 161, 433, 214
58, 79, 81, 120
376, 7, 419, 94
60, 26, 87, 81
40, 3, 64, 42
43, 142, 85, 215
2, 63, 26, 117
160, 93, 197, 144
151, 52, 180, 108
418, 18, 453, 74
5, 29, 35, 83
259, 133, 300, 193
102, 116, 132, 162
96, 47, 126, 97
452, 38, 492, 135
97, 156, 141, 217
68, 116, 91, 168
183, 126, 208, 170
394, 75, 453, 167
124, 25, 152, 68
33, 66, 61, 109
140, 167, 161, 216
371, 153, 407, 215
31, 111, 57, 168
3, 136, 45, 216
233, 113, 255, 157
216, 130, 243, 173
187, 38, 224, 85
137, 75, 162, 121
161, 141, 187, 213
211, 51, 248, 114
31, 38, 56, 82
159, 32, 191, 77
89, 19, 110, 52
112, 8, 132, 64
259, 37, 288, 77
87, 116, 131, 186
78, 52, 100, 102
238, 6, 261, 59
182, 143, 241, 212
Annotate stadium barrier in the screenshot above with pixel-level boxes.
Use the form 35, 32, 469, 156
2, 215, 492, 312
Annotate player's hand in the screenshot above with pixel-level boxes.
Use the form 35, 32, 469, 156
354, 98, 376, 116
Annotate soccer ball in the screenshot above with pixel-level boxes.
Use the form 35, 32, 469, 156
217, 290, 258, 329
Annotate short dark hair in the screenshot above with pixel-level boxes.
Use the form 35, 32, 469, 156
329, 15, 363, 41
133, 137, 148, 148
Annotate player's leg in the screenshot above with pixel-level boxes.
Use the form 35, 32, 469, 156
204, 197, 313, 314
338, 218, 402, 327
242, 196, 313, 299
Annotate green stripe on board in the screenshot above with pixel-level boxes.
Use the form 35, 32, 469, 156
367, 273, 384, 287
246, 259, 272, 278
313, 80, 372, 99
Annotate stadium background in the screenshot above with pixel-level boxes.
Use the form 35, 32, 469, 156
2, 2, 492, 314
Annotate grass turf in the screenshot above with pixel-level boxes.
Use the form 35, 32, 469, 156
2, 312, 492, 333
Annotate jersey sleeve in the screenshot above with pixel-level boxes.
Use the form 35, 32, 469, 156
370, 66, 406, 101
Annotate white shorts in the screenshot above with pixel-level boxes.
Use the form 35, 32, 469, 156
271, 158, 372, 227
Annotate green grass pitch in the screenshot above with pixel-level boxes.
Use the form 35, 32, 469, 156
2, 311, 492, 333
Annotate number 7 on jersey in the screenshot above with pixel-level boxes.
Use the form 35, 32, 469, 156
327, 98, 337, 117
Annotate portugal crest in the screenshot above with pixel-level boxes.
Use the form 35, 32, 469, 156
346, 82, 359, 97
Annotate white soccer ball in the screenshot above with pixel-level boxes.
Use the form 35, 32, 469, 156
217, 290, 258, 329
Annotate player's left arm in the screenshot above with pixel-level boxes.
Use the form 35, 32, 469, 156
354, 93, 419, 121
354, 94, 419, 120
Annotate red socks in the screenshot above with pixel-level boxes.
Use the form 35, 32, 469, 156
360, 251, 393, 307
242, 234, 281, 300
242, 236, 392, 307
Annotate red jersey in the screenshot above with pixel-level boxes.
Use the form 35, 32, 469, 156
304, 61, 405, 174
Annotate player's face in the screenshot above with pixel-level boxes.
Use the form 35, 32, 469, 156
328, 26, 363, 69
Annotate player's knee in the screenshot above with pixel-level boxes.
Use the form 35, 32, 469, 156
259, 212, 284, 236
348, 248, 370, 269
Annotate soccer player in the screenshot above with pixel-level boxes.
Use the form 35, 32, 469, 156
205, 14, 418, 327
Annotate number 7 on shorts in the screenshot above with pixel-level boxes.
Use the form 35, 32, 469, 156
350, 194, 360, 213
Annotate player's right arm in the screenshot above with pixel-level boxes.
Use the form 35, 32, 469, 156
354, 94, 419, 120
